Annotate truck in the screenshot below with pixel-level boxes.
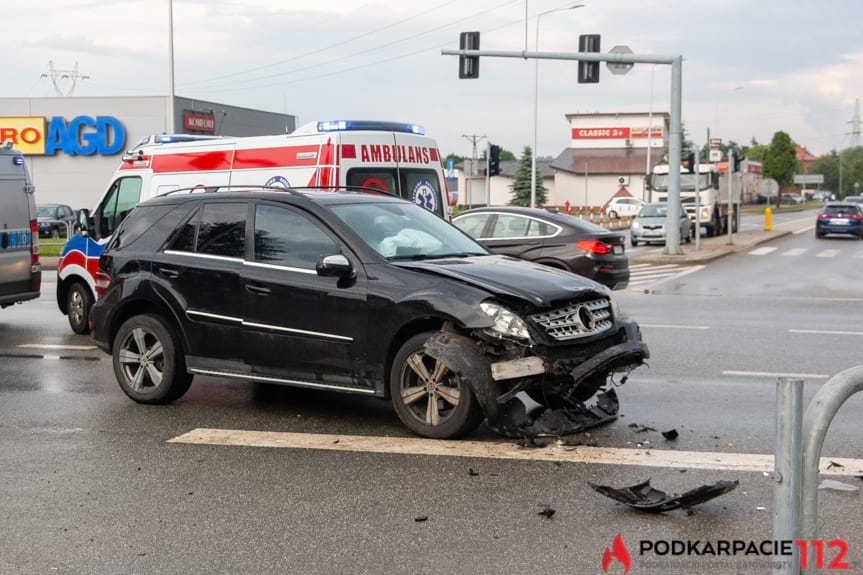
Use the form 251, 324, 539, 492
56, 119, 452, 334
646, 160, 748, 237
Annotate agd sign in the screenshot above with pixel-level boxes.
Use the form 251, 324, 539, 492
0, 116, 126, 156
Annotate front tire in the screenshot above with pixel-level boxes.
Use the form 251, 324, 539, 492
113, 314, 193, 404
390, 332, 484, 439
67, 282, 93, 335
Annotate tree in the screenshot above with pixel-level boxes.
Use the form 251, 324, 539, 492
762, 131, 798, 201
508, 146, 547, 206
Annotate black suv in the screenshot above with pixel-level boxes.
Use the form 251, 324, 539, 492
89, 187, 648, 439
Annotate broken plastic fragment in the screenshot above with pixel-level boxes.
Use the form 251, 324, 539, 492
537, 504, 556, 518
818, 479, 859, 492
588, 478, 739, 513
662, 429, 679, 440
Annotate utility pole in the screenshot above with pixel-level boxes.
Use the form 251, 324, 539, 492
461, 133, 487, 207
40, 61, 90, 96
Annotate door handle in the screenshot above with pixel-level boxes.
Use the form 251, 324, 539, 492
158, 267, 179, 278
245, 283, 271, 296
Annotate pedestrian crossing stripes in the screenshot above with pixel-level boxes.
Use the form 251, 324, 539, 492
628, 263, 702, 289
747, 246, 863, 258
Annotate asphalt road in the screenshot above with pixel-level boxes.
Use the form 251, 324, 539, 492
2, 212, 862, 575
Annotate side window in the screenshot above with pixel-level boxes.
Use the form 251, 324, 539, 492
196, 203, 246, 258
452, 214, 490, 238
99, 177, 142, 239
169, 207, 200, 253
253, 204, 338, 270
491, 215, 527, 239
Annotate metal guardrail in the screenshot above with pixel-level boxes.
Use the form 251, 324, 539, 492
773, 366, 863, 574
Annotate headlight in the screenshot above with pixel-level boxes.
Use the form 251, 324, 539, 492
700, 208, 710, 220
480, 302, 531, 341
631, 221, 640, 231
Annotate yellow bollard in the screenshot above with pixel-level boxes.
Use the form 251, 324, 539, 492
765, 207, 772, 231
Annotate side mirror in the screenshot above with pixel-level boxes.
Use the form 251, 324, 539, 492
316, 254, 355, 279
76, 209, 91, 237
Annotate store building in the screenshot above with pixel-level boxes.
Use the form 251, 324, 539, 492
453, 111, 669, 211
0, 96, 295, 208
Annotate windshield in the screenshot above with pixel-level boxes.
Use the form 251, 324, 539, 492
651, 173, 710, 191
331, 201, 488, 259
37, 206, 55, 217
638, 204, 669, 217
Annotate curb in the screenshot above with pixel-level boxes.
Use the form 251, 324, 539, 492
630, 229, 792, 265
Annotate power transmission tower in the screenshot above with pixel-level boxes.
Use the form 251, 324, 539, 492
849, 98, 862, 148
40, 61, 90, 96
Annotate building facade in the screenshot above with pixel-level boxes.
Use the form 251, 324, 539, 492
0, 96, 295, 209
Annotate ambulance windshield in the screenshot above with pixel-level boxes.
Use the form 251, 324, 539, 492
347, 168, 445, 217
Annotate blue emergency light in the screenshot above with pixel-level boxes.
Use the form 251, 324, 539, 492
316, 120, 425, 136
13, 156, 24, 166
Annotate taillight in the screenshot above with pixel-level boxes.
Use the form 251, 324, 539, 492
817, 213, 828, 220
853, 214, 863, 221
29, 219, 40, 266
94, 270, 112, 298
576, 239, 613, 255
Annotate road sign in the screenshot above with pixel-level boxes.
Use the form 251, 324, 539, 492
709, 149, 722, 162
759, 178, 779, 198
709, 138, 722, 149
793, 174, 824, 185
606, 46, 634, 75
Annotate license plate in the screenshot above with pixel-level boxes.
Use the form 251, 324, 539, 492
613, 245, 623, 255
490, 356, 545, 381
831, 218, 849, 225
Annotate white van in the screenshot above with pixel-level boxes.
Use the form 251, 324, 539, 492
56, 120, 452, 333
0, 143, 41, 309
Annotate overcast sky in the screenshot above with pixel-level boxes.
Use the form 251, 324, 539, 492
7, 0, 862, 159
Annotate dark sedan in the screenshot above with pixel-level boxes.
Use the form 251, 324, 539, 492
36, 203, 76, 238
815, 202, 863, 239
452, 206, 629, 290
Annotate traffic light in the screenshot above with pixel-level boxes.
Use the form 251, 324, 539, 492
488, 144, 501, 176
459, 32, 480, 79
578, 34, 601, 84
732, 151, 743, 172
685, 152, 695, 173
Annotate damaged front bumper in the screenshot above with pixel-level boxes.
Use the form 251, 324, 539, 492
424, 318, 649, 438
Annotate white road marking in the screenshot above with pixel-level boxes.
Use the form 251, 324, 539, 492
167, 428, 863, 475
641, 324, 709, 330
628, 264, 703, 290
793, 225, 815, 234
816, 249, 840, 258
723, 370, 829, 379
790, 329, 863, 336
748, 246, 777, 256
17, 344, 98, 350
781, 248, 807, 256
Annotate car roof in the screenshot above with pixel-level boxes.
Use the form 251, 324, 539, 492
140, 187, 409, 208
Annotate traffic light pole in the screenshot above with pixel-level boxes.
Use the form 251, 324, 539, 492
443, 47, 686, 255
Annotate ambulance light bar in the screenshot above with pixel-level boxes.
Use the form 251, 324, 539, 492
316, 120, 425, 135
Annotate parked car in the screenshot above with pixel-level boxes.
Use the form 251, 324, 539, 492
606, 197, 645, 219
630, 202, 693, 247
779, 192, 804, 205
452, 206, 630, 290
89, 187, 649, 440
844, 195, 863, 207
810, 191, 834, 202
815, 202, 863, 239
36, 203, 76, 238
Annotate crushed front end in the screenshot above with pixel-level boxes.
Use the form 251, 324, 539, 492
425, 293, 649, 438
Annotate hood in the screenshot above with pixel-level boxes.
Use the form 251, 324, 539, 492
394, 254, 606, 307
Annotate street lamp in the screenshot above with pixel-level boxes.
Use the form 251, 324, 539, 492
531, 4, 583, 208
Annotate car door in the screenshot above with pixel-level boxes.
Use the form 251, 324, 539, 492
477, 213, 544, 258
159, 200, 247, 368
241, 201, 374, 393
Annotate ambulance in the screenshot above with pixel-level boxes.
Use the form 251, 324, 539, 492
57, 120, 452, 334
0, 142, 41, 309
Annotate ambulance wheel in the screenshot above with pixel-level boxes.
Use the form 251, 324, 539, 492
67, 282, 93, 335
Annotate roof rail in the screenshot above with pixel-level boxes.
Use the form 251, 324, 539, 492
156, 184, 305, 199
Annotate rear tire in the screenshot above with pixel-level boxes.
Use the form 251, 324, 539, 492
66, 282, 93, 335
390, 332, 484, 439
112, 314, 193, 404
608, 210, 619, 219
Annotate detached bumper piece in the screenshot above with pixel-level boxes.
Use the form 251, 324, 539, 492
588, 479, 739, 513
